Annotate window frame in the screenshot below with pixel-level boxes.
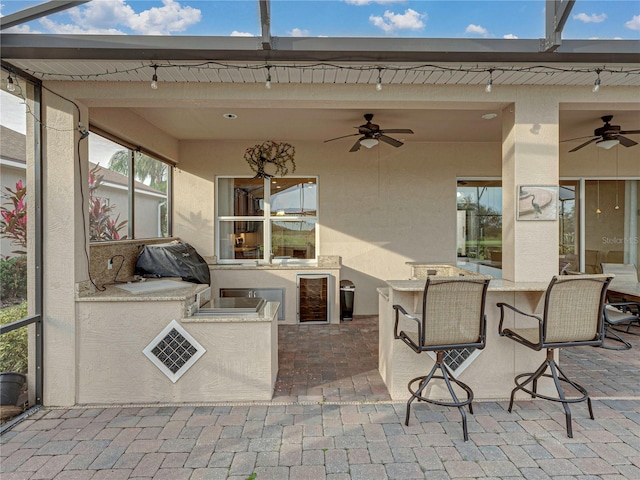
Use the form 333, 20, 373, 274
215, 175, 319, 265
88, 130, 173, 243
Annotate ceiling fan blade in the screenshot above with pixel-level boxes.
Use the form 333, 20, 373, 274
619, 129, 640, 135
378, 135, 403, 148
324, 133, 360, 143
561, 135, 596, 143
380, 129, 414, 134
569, 137, 598, 152
618, 135, 638, 147
349, 139, 362, 152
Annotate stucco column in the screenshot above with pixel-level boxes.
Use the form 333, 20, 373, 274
501, 93, 560, 282
42, 90, 88, 406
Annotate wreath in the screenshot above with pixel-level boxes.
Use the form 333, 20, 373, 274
244, 141, 296, 178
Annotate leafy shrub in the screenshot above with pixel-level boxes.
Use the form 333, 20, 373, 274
0, 256, 27, 304
0, 302, 28, 373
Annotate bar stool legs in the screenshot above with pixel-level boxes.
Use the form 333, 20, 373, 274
508, 349, 593, 438
405, 351, 475, 441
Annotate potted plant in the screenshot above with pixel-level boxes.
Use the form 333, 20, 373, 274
0, 302, 28, 406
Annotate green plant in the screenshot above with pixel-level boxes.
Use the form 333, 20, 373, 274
0, 302, 28, 373
245, 474, 257, 480
1, 179, 27, 255
88, 164, 128, 241
0, 256, 27, 304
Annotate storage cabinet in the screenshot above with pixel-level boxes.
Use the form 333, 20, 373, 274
297, 274, 330, 323
220, 287, 285, 321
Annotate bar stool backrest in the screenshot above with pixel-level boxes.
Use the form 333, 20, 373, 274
421, 276, 491, 347
543, 274, 612, 344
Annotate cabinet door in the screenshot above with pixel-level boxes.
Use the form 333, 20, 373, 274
297, 275, 329, 323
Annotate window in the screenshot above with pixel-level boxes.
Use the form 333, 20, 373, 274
88, 133, 171, 242
456, 180, 503, 268
217, 177, 318, 263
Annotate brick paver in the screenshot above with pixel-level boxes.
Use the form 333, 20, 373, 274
1, 318, 639, 479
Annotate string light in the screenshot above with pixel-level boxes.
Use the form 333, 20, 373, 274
592, 69, 601, 93
376, 67, 383, 92
150, 65, 158, 90
13, 62, 639, 88
265, 65, 272, 90
6, 74, 15, 92
485, 69, 494, 93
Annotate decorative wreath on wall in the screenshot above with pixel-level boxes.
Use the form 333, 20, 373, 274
244, 141, 296, 178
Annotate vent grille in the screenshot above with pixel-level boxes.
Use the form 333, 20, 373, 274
143, 320, 205, 382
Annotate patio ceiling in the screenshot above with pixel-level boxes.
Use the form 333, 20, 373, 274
1, 1, 638, 147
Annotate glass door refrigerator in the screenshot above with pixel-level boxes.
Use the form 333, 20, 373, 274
297, 274, 330, 323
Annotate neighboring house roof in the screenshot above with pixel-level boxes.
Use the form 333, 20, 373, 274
0, 125, 26, 164
1, 126, 164, 197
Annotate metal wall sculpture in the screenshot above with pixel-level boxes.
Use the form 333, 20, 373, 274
244, 141, 296, 178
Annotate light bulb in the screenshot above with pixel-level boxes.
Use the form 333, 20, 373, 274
151, 74, 158, 90
376, 76, 382, 92
485, 78, 492, 93
596, 208, 602, 214
7, 75, 15, 92
265, 75, 271, 90
592, 77, 600, 93
615, 204, 620, 210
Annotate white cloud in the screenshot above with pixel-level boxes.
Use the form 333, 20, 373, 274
503, 33, 518, 39
573, 13, 607, 24
4, 24, 36, 33
369, 9, 425, 33
230, 31, 254, 37
289, 28, 310, 37
466, 24, 489, 36
345, 0, 403, 5
40, 0, 201, 35
625, 15, 640, 30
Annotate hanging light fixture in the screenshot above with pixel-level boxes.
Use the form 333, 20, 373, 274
615, 146, 620, 210
592, 69, 601, 93
376, 67, 383, 92
485, 69, 494, 93
360, 138, 379, 148
6, 74, 15, 92
265, 65, 272, 90
596, 138, 620, 149
150, 65, 158, 90
596, 180, 602, 214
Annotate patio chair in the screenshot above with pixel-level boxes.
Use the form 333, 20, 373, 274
600, 263, 640, 336
497, 274, 613, 438
393, 276, 491, 441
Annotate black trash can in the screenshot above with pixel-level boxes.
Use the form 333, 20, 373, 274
340, 280, 355, 321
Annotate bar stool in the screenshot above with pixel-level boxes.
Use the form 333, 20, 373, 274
497, 274, 613, 438
393, 275, 491, 441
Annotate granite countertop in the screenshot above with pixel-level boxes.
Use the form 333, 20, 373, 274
386, 278, 549, 292
76, 278, 209, 302
182, 301, 280, 323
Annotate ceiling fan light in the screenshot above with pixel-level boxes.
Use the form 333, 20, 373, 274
596, 138, 619, 150
360, 138, 379, 149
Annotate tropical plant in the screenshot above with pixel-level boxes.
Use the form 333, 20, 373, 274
0, 302, 28, 373
0, 256, 27, 304
0, 180, 27, 255
88, 164, 128, 241
109, 150, 168, 191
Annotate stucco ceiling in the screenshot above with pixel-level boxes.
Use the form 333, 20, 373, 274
89, 105, 640, 147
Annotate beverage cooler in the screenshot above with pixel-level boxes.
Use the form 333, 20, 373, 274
297, 274, 331, 323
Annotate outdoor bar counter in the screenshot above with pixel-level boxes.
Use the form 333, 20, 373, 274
75, 280, 278, 404
378, 269, 550, 401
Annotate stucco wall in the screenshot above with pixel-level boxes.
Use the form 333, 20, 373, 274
176, 140, 501, 314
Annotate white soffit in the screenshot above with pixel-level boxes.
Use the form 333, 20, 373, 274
6, 60, 640, 87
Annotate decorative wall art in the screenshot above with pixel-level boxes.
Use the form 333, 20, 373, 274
517, 185, 559, 221
244, 141, 296, 178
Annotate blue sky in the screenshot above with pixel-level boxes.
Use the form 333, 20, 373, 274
1, 1, 638, 39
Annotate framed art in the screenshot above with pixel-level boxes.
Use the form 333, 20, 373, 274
517, 185, 558, 221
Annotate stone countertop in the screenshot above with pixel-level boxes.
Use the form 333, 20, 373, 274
182, 302, 280, 323
76, 278, 209, 302
210, 263, 340, 270
386, 278, 549, 293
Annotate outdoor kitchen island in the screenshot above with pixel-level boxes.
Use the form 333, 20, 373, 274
75, 280, 279, 404
378, 270, 551, 401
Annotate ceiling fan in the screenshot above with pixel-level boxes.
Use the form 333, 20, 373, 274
563, 115, 640, 152
324, 113, 414, 152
